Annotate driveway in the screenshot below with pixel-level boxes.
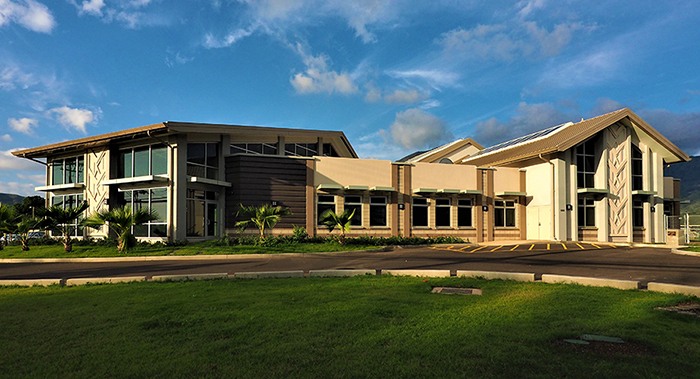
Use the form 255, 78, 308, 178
1, 243, 699, 287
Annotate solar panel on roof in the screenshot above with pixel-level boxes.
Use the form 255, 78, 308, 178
470, 122, 569, 157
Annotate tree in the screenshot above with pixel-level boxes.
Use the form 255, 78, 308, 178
3, 216, 43, 251
82, 206, 158, 253
0, 204, 14, 250
13, 196, 45, 217
40, 201, 90, 253
235, 204, 292, 239
319, 209, 355, 244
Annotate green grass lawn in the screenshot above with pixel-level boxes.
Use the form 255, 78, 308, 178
685, 245, 700, 252
0, 241, 379, 259
1, 276, 698, 378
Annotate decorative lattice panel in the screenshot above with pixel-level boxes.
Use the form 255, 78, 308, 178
86, 147, 109, 235
606, 124, 629, 236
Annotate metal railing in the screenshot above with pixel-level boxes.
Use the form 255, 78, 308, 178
665, 214, 700, 244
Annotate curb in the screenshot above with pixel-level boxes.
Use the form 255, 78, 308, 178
152, 273, 228, 281
65, 276, 147, 285
541, 274, 639, 290
647, 282, 700, 297
671, 248, 700, 257
381, 269, 451, 277
309, 269, 375, 277
234, 270, 305, 279
457, 270, 535, 282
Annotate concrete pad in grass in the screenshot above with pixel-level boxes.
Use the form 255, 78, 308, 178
541, 274, 639, 290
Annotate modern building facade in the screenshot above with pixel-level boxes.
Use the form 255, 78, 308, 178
13, 108, 690, 244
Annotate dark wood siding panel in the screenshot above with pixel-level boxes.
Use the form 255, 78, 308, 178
226, 155, 309, 230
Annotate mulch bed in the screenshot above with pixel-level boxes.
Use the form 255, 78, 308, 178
655, 302, 700, 317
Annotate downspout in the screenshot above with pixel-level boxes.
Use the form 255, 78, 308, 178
20, 154, 49, 167
538, 154, 556, 240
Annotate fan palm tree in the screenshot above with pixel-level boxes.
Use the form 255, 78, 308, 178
4, 216, 44, 251
319, 209, 355, 244
235, 204, 292, 239
0, 203, 15, 250
82, 206, 159, 253
40, 201, 90, 253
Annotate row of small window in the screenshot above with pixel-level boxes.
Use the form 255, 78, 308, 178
578, 197, 646, 228
117, 143, 222, 180
231, 142, 339, 157
116, 188, 168, 238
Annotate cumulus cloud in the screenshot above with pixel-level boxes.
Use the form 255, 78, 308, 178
590, 97, 624, 116
473, 102, 574, 147
438, 21, 590, 61
0, 181, 42, 196
388, 108, 453, 150
516, 0, 547, 18
47, 106, 96, 134
386, 69, 460, 90
203, 27, 256, 49
0, 0, 56, 33
7, 117, 38, 134
384, 89, 426, 104
290, 43, 358, 95
364, 82, 382, 103
80, 0, 105, 16
70, 0, 167, 28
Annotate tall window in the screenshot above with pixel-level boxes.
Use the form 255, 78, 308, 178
633, 200, 644, 227
632, 145, 643, 191
51, 156, 84, 185
118, 145, 167, 178
435, 198, 451, 227
230, 142, 278, 155
370, 196, 387, 227
344, 195, 362, 226
578, 198, 595, 227
51, 194, 85, 237
317, 195, 335, 225
458, 199, 473, 227
187, 143, 219, 179
117, 188, 168, 237
495, 200, 516, 227
412, 198, 429, 227
576, 140, 596, 188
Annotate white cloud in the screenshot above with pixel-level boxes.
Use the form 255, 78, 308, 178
537, 47, 621, 89
363, 82, 382, 103
165, 51, 194, 67
473, 102, 574, 147
590, 97, 624, 116
0, 148, 45, 171
516, 0, 547, 18
384, 89, 426, 104
385, 69, 460, 89
203, 27, 257, 49
0, 0, 56, 33
80, 0, 105, 16
16, 172, 44, 184
1, 134, 11, 142
47, 106, 96, 134
7, 117, 38, 134
388, 108, 453, 150
438, 21, 590, 61
290, 43, 358, 95
0, 65, 35, 90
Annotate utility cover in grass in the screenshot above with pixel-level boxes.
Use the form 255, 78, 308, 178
431, 287, 482, 295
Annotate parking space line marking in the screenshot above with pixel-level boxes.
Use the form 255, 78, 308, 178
490, 245, 504, 252
607, 244, 617, 248
458, 245, 472, 251
470, 246, 487, 253
576, 243, 585, 250
547, 243, 550, 250
510, 245, 519, 251
591, 243, 602, 249
561, 243, 567, 250
529, 244, 535, 251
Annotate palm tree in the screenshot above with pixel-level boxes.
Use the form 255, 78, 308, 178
40, 201, 90, 253
0, 204, 15, 250
319, 209, 355, 244
235, 204, 292, 239
82, 206, 158, 253
4, 217, 44, 251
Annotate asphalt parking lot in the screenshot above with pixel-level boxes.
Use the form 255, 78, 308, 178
429, 241, 626, 253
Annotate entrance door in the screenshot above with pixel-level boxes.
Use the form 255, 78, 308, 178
186, 189, 219, 238
527, 206, 551, 240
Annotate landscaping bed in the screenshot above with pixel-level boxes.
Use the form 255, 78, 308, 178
0, 276, 698, 378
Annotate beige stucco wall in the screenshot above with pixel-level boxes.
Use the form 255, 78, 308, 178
525, 162, 552, 240
493, 167, 521, 194
315, 156, 393, 188
412, 162, 476, 190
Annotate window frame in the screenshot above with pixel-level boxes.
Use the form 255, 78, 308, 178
117, 187, 168, 238
576, 140, 596, 189
187, 142, 219, 180
50, 193, 85, 237
117, 144, 168, 179
344, 195, 363, 227
317, 194, 336, 225
435, 198, 451, 227
412, 197, 429, 227
578, 197, 596, 227
494, 200, 516, 228
632, 199, 644, 228
457, 199, 473, 228
369, 196, 387, 227
51, 156, 85, 185
230, 142, 278, 155
632, 145, 643, 191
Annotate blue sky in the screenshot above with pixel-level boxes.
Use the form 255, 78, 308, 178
1, 0, 700, 196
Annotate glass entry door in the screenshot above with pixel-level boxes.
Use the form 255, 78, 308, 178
186, 189, 218, 238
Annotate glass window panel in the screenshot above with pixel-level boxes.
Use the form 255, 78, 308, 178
133, 190, 149, 212
133, 147, 150, 177
632, 160, 642, 176
458, 199, 472, 206
65, 158, 76, 184
187, 143, 206, 165
633, 177, 643, 191
206, 143, 219, 167
263, 143, 277, 155
578, 207, 584, 226
458, 206, 472, 227
117, 191, 131, 208
133, 224, 148, 237
370, 197, 386, 204
586, 207, 595, 227
52, 160, 64, 185
632, 146, 642, 159
151, 224, 168, 238
413, 198, 427, 206
318, 195, 335, 203
345, 196, 361, 204
52, 195, 63, 208
370, 203, 386, 227
495, 209, 505, 227
584, 156, 595, 172
77, 157, 84, 183
119, 150, 132, 178
585, 174, 595, 188
577, 155, 584, 168
505, 201, 515, 207
317, 204, 335, 224
230, 144, 246, 154
435, 207, 450, 227
206, 167, 218, 180
187, 164, 205, 177
413, 206, 428, 227
345, 204, 362, 226
577, 173, 584, 188
248, 143, 262, 154
65, 195, 76, 209
151, 188, 167, 223
495, 200, 504, 207
506, 208, 516, 227
436, 198, 450, 206
151, 146, 167, 175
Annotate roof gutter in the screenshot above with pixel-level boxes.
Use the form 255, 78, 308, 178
18, 154, 48, 167
538, 153, 557, 241
147, 130, 173, 149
